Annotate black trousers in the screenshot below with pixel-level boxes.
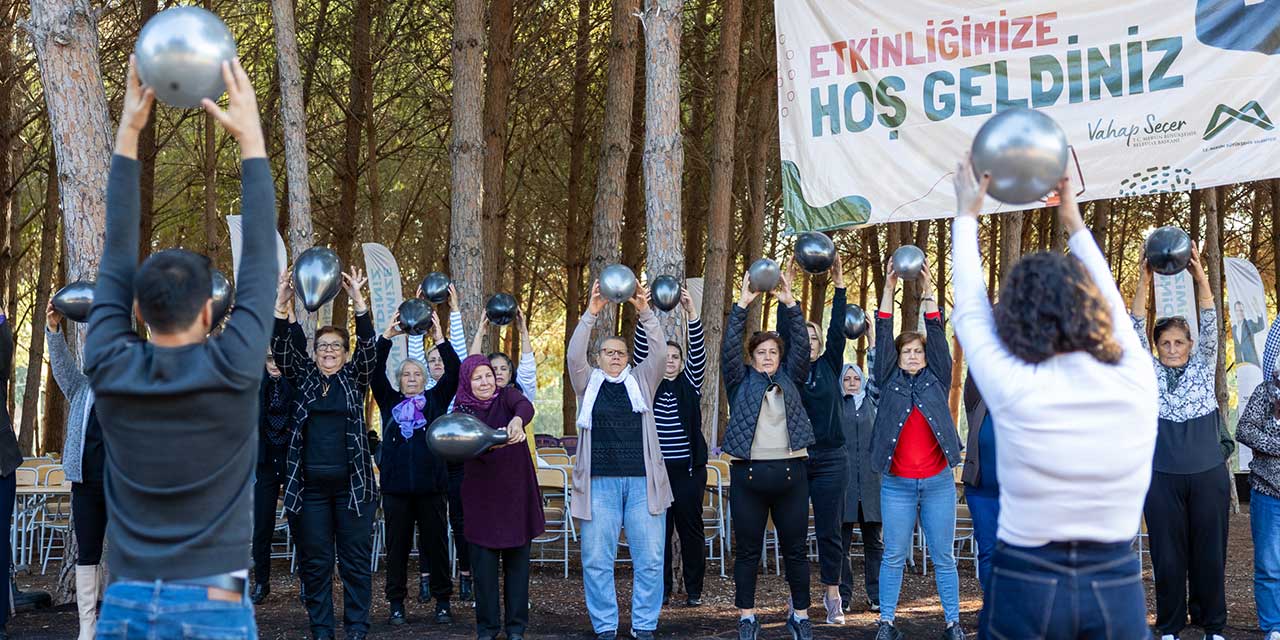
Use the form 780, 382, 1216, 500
729, 459, 810, 610
1144, 467, 1230, 635
839, 504, 883, 606
471, 543, 531, 640
807, 448, 848, 586
663, 463, 707, 599
383, 492, 452, 604
71, 482, 107, 566
252, 448, 290, 584
297, 476, 374, 637
0, 472, 14, 629
447, 464, 470, 574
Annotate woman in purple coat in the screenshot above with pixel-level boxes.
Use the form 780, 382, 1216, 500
454, 354, 545, 640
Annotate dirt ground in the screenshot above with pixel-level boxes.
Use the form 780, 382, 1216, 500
8, 509, 1269, 639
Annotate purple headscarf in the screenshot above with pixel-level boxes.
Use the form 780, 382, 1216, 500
454, 354, 499, 413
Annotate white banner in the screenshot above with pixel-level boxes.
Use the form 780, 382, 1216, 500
363, 243, 406, 387
225, 215, 289, 279
1153, 271, 1199, 341
1225, 257, 1270, 470
775, 1, 1280, 230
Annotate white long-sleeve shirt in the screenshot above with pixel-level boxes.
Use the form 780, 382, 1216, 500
950, 216, 1158, 547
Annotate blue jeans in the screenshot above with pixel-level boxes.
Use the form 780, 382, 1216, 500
580, 476, 666, 634
96, 580, 256, 639
1253, 488, 1280, 633
879, 469, 960, 623
966, 490, 1000, 597
979, 541, 1147, 640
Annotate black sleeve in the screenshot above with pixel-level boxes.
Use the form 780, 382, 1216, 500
781, 303, 812, 381
822, 287, 848, 374
430, 341, 462, 408
923, 312, 953, 385
874, 314, 896, 386
721, 305, 749, 392
370, 336, 399, 410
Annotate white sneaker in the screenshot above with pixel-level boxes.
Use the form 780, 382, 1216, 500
1160, 636, 1175, 640
1266, 632, 1280, 640
823, 592, 845, 625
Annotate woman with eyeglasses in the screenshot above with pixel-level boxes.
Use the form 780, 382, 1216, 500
870, 257, 964, 640
566, 280, 672, 640
722, 264, 816, 640
470, 307, 540, 458
272, 267, 379, 640
1131, 247, 1233, 640
372, 307, 459, 627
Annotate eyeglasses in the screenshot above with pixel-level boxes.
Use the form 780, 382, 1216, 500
315, 342, 345, 353
599, 348, 627, 359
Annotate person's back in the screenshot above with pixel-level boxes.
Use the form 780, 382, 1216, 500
83, 57, 276, 602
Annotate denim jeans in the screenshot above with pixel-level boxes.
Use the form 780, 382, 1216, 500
979, 541, 1148, 640
580, 476, 666, 634
965, 490, 1000, 598
1253, 488, 1280, 633
879, 469, 960, 624
96, 580, 256, 639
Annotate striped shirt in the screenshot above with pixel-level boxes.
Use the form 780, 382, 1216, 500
633, 317, 705, 462
406, 310, 468, 391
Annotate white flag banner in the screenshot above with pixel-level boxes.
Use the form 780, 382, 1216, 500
775, 1, 1280, 231
1225, 257, 1270, 470
363, 243, 406, 386
1153, 270, 1199, 341
225, 215, 289, 278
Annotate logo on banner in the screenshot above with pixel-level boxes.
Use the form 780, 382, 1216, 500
1202, 101, 1275, 140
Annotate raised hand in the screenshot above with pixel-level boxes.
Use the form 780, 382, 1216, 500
736, 271, 759, 309
777, 259, 798, 307
200, 58, 266, 159
953, 154, 990, 220
274, 270, 295, 316
384, 311, 405, 339
115, 56, 157, 159
447, 284, 460, 312
430, 310, 444, 344
46, 301, 63, 333
587, 280, 606, 316
832, 251, 845, 288
631, 283, 651, 313
343, 267, 368, 313
680, 287, 699, 320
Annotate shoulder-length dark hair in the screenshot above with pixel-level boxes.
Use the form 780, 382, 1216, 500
993, 252, 1123, 365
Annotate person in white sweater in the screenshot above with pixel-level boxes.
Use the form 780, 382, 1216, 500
950, 156, 1158, 640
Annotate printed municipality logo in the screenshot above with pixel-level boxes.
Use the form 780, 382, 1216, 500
1202, 101, 1274, 141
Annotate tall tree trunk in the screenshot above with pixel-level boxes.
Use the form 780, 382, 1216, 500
742, 74, 774, 336
333, 0, 373, 329
1190, 189, 1203, 247
680, 0, 708, 278
935, 218, 947, 307
1249, 183, 1263, 264
1202, 188, 1228, 421
26, 0, 113, 288
270, 0, 316, 321
449, 0, 488, 338
363, 0, 383, 245
561, 0, 603, 436
25, 151, 59, 455
642, 0, 686, 337
1000, 211, 1024, 282
1092, 199, 1111, 257
698, 0, 743, 445
480, 0, 515, 307
136, 0, 158, 260
203, 113, 218, 258
619, 63, 647, 342
1272, 179, 1280, 299
0, 0, 13, 305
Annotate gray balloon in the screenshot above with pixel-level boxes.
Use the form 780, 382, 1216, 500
600, 264, 638, 303
650, 275, 681, 312
794, 232, 836, 274
420, 272, 451, 304
1145, 226, 1193, 275
427, 413, 511, 462
843, 304, 868, 340
293, 247, 342, 312
135, 7, 238, 109
52, 280, 96, 324
892, 245, 926, 280
398, 298, 433, 336
748, 259, 781, 293
486, 293, 518, 326
211, 269, 234, 326
971, 107, 1069, 205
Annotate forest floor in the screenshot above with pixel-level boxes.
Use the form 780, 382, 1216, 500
8, 509, 1268, 639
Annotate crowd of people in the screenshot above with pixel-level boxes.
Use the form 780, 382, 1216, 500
0, 55, 1277, 640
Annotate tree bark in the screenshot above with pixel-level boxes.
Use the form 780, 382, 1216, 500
364, 0, 383, 245
680, 0, 708, 278
203, 113, 218, 259
25, 151, 59, 456
270, 0, 316, 322
561, 0, 602, 436
136, 0, 158, 260
619, 64, 647, 342
642, 0, 686, 332
698, 0, 743, 446
332, 0, 374, 329
25, 0, 113, 287
0, 0, 13, 305
742, 74, 774, 336
1000, 211, 1024, 282
480, 0, 515, 310
1249, 183, 1263, 264
1202, 188, 1228, 422
450, 0, 487, 338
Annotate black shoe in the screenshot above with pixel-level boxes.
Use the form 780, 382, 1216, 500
388, 600, 406, 626
785, 614, 813, 640
459, 574, 474, 601
250, 583, 270, 605
346, 633, 367, 640
737, 618, 760, 640
942, 623, 966, 640
633, 631, 656, 640
875, 621, 904, 640
686, 595, 702, 607
867, 596, 881, 612
313, 634, 335, 640
597, 633, 617, 640
434, 600, 453, 624
418, 574, 430, 604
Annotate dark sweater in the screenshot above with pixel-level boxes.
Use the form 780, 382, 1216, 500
0, 319, 19, 478
84, 155, 278, 580
590, 382, 646, 477
372, 337, 460, 494
778, 287, 847, 451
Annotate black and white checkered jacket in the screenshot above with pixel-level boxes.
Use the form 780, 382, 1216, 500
273, 313, 379, 515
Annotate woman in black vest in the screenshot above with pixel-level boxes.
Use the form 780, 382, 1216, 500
273, 267, 378, 640
372, 309, 460, 626
631, 286, 708, 606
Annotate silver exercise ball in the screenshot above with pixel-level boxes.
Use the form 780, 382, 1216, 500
135, 6, 238, 109
971, 107, 1069, 205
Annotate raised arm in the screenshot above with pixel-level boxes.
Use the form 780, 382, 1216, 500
922, 310, 952, 384
629, 286, 666, 391
429, 340, 462, 407
371, 336, 399, 410
46, 326, 88, 401
1196, 307, 1219, 363
722, 304, 749, 392
271, 318, 313, 385
513, 308, 537, 404
780, 302, 812, 381
822, 286, 848, 373
447, 286, 468, 358
567, 281, 605, 395
684, 316, 707, 392
632, 316, 652, 366
873, 265, 900, 386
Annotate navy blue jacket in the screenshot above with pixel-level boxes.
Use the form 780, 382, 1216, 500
371, 337, 460, 495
